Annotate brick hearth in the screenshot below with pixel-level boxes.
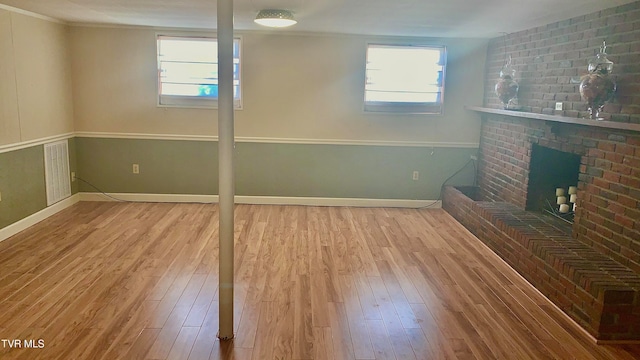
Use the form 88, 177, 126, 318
443, 110, 640, 341
443, 186, 640, 341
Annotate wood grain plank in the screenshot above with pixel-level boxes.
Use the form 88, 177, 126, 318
187, 301, 218, 360
312, 327, 335, 360
353, 275, 382, 321
250, 301, 277, 360
293, 274, 314, 360
409, 303, 457, 360
123, 328, 161, 360
166, 327, 200, 360
326, 302, 356, 360
338, 275, 375, 359
366, 320, 396, 360
367, 275, 417, 360
97, 300, 161, 360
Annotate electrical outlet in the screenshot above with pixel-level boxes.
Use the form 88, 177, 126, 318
71, 172, 76, 182
133, 164, 140, 174
412, 171, 419, 181
555, 102, 563, 111
470, 154, 478, 161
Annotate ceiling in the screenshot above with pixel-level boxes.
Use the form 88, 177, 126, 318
0, 0, 636, 38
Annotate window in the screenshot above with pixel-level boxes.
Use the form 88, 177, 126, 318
365, 44, 446, 114
157, 35, 241, 108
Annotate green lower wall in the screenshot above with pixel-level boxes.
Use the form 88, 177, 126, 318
0, 138, 78, 230
0, 136, 477, 232
76, 137, 478, 200
0, 146, 47, 228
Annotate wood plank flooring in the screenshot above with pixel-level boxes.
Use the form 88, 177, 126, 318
0, 201, 639, 359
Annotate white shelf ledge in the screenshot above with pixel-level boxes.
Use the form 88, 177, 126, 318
466, 106, 640, 133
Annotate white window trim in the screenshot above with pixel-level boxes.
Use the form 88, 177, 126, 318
156, 33, 243, 110
364, 42, 446, 115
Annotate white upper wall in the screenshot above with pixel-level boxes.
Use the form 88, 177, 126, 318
0, 10, 20, 146
0, 3, 488, 147
70, 26, 488, 145
0, 8, 74, 146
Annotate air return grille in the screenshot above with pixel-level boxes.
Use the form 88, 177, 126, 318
44, 140, 71, 206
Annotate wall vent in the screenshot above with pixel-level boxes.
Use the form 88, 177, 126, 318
44, 140, 71, 206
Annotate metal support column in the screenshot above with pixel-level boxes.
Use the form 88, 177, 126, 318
217, 0, 234, 341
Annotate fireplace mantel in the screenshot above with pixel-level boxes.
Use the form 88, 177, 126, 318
466, 106, 640, 133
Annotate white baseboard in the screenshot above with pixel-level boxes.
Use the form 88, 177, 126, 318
0, 194, 80, 243
79, 192, 218, 203
236, 195, 440, 208
79, 192, 441, 208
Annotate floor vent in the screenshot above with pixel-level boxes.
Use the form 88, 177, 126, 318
44, 140, 71, 206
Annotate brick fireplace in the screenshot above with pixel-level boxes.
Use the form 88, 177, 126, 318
443, 2, 640, 341
443, 108, 640, 341
478, 112, 640, 271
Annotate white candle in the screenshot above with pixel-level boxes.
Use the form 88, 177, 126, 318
556, 188, 565, 196
570, 194, 577, 203
557, 196, 567, 205
559, 204, 570, 213
568, 186, 577, 195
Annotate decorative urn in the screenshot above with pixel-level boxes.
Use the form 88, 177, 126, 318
579, 41, 616, 120
495, 55, 519, 110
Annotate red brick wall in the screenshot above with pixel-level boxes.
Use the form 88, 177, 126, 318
477, 117, 531, 208
477, 113, 640, 273
484, 1, 640, 123
578, 129, 640, 272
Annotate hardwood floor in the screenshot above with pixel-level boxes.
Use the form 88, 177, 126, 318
0, 202, 639, 359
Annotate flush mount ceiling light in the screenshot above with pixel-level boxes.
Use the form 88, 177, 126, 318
254, 9, 297, 28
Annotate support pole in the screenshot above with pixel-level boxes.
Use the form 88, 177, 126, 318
217, 0, 234, 341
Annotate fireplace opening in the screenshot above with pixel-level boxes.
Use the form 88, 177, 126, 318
526, 144, 581, 220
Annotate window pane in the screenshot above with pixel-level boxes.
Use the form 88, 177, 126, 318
160, 62, 218, 85
157, 36, 241, 108
159, 39, 218, 62
365, 90, 439, 103
365, 44, 445, 114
